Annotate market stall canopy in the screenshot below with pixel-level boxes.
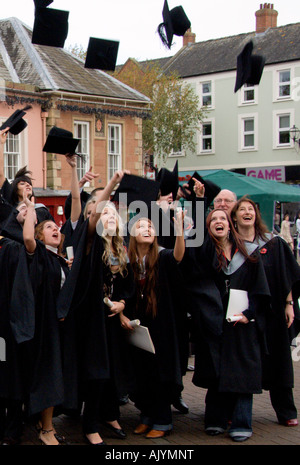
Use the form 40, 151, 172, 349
201, 169, 300, 230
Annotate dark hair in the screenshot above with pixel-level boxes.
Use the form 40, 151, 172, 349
10, 166, 33, 206
231, 196, 269, 241
206, 208, 256, 270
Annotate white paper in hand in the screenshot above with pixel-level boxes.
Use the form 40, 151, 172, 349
126, 324, 155, 354
226, 289, 249, 322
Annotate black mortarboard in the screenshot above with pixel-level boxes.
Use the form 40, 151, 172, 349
112, 174, 160, 208
84, 37, 119, 71
0, 105, 32, 135
32, 7, 69, 48
43, 126, 80, 156
156, 160, 179, 201
181, 171, 221, 205
33, 0, 53, 7
234, 40, 266, 93
157, 0, 191, 49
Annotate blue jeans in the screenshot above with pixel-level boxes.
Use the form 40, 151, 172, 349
205, 389, 253, 438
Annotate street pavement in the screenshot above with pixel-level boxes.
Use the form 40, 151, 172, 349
18, 356, 300, 447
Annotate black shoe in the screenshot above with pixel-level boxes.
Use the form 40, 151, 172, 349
118, 395, 129, 406
172, 396, 189, 414
205, 429, 222, 436
105, 423, 126, 439
84, 434, 106, 446
1, 437, 20, 446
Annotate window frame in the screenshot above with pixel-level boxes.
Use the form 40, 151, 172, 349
73, 120, 90, 184
273, 109, 294, 149
198, 118, 215, 155
199, 79, 214, 109
238, 113, 258, 152
108, 123, 122, 180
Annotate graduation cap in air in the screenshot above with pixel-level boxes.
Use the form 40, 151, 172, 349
157, 0, 191, 49
33, 0, 53, 7
0, 105, 32, 135
234, 40, 266, 93
181, 171, 221, 205
84, 37, 120, 71
43, 126, 81, 157
112, 174, 160, 208
156, 160, 179, 202
32, 6, 69, 48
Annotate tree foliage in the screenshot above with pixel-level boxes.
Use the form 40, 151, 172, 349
116, 62, 206, 167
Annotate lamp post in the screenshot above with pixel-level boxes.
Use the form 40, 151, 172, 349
289, 125, 300, 148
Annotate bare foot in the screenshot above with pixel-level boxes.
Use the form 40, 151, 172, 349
86, 432, 104, 445
39, 429, 59, 445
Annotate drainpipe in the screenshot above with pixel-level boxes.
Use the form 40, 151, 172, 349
41, 111, 48, 189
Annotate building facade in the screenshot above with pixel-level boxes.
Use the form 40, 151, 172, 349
0, 17, 150, 223
159, 4, 300, 188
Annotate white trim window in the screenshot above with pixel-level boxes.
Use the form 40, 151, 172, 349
4, 133, 21, 182
278, 69, 291, 98
199, 80, 214, 109
241, 83, 256, 105
108, 124, 122, 179
274, 68, 294, 101
74, 121, 90, 182
199, 119, 215, 154
238, 114, 258, 152
273, 110, 294, 148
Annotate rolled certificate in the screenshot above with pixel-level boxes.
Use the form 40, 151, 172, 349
103, 297, 114, 308
227, 315, 243, 323
129, 319, 140, 328
66, 246, 74, 260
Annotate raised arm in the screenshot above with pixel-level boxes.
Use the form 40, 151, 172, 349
0, 129, 9, 188
173, 209, 186, 262
65, 155, 82, 223
88, 170, 129, 235
22, 193, 37, 254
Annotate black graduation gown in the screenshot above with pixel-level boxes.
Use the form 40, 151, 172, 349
12, 242, 69, 416
57, 220, 135, 408
0, 237, 30, 401
255, 234, 300, 389
126, 249, 183, 401
185, 236, 270, 394
0, 179, 54, 226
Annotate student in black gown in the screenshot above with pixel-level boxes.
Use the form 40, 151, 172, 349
184, 202, 270, 442
0, 129, 53, 229
57, 170, 134, 445
120, 212, 185, 438
22, 194, 72, 445
0, 234, 33, 445
231, 196, 300, 427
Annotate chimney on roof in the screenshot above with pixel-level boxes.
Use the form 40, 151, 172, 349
183, 28, 196, 46
255, 3, 278, 33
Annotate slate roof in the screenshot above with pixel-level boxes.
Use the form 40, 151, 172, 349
0, 17, 150, 103
161, 23, 300, 78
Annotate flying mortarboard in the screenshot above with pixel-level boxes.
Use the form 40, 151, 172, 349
0, 105, 32, 135
181, 171, 221, 205
33, 0, 53, 7
112, 174, 160, 208
156, 160, 179, 202
234, 40, 266, 93
43, 126, 81, 157
84, 37, 119, 71
157, 0, 191, 49
32, 6, 69, 48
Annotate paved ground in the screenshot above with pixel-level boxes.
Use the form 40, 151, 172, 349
17, 356, 300, 448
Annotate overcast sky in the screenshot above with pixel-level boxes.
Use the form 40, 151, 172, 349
1, 0, 299, 64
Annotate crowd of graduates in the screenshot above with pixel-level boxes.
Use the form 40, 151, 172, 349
0, 126, 300, 446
